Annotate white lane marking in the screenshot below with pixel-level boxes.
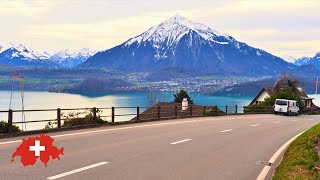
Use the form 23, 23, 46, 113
0, 118, 226, 145
0, 115, 278, 145
309, 119, 314, 121
256, 131, 304, 180
291, 120, 298, 122
250, 124, 260, 127
170, 139, 192, 145
47, 162, 108, 180
273, 121, 280, 124
220, 129, 233, 133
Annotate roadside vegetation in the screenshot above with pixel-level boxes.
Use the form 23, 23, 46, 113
273, 123, 320, 180
0, 120, 20, 133
44, 109, 107, 129
204, 106, 225, 116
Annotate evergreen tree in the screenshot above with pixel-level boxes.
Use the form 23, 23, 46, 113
173, 90, 194, 104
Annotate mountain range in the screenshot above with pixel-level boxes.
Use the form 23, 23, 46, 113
1, 15, 319, 77
80, 15, 309, 76
0, 43, 96, 68
293, 53, 320, 69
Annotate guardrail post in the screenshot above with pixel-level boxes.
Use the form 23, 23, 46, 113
235, 105, 238, 114
111, 107, 115, 124
57, 108, 61, 128
92, 107, 97, 123
190, 105, 193, 117
7, 109, 13, 133
175, 105, 178, 118
157, 106, 161, 119
226, 105, 228, 114
137, 106, 140, 122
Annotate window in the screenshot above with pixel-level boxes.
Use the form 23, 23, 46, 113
276, 100, 288, 106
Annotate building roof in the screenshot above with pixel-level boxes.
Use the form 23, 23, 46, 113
249, 86, 312, 106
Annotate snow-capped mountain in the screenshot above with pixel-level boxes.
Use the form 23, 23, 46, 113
282, 55, 298, 63
0, 43, 57, 67
81, 15, 296, 76
51, 48, 96, 68
294, 52, 320, 68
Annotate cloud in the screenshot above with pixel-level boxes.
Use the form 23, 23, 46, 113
0, 0, 319, 58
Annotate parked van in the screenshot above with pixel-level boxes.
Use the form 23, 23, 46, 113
274, 99, 300, 116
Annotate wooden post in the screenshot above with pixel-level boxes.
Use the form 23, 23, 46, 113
93, 107, 97, 123
235, 105, 238, 114
226, 105, 228, 114
203, 106, 206, 115
111, 107, 115, 124
190, 105, 193, 117
137, 106, 140, 122
57, 108, 61, 128
158, 106, 161, 119
7, 109, 13, 133
175, 105, 178, 118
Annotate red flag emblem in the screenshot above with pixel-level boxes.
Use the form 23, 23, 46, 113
11, 134, 64, 167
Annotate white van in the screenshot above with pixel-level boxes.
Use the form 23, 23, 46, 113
274, 99, 300, 116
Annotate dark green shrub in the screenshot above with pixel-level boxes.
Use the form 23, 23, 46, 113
0, 121, 21, 133
204, 106, 225, 116
244, 104, 273, 114
261, 90, 305, 111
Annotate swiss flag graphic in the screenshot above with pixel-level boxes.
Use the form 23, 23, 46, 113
11, 134, 64, 167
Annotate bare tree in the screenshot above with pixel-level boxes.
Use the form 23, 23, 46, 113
145, 89, 165, 107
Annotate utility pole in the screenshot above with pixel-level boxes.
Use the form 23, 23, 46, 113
316, 77, 319, 94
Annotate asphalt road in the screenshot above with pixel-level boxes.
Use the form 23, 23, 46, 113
0, 114, 319, 180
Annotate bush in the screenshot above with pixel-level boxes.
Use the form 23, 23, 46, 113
204, 106, 225, 116
244, 104, 273, 114
261, 90, 305, 111
44, 109, 107, 129
0, 121, 21, 133
62, 109, 106, 127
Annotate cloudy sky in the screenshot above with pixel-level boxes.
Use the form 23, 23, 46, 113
1, 0, 319, 58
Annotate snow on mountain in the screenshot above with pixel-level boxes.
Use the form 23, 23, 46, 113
282, 55, 298, 63
0, 43, 51, 60
0, 43, 57, 67
125, 15, 230, 48
81, 15, 300, 76
51, 48, 96, 68
294, 52, 320, 69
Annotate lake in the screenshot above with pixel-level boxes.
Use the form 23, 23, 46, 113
0, 91, 254, 130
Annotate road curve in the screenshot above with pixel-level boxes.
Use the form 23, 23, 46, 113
0, 114, 319, 180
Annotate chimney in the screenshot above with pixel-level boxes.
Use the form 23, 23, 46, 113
182, 98, 188, 111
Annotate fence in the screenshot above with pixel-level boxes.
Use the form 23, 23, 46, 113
0, 104, 271, 133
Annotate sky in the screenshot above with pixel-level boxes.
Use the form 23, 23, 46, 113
0, 0, 319, 58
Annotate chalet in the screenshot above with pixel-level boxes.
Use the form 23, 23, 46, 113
249, 87, 314, 108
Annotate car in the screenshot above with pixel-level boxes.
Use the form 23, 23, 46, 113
274, 99, 300, 116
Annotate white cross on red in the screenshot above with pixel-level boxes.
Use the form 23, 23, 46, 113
29, 140, 45, 157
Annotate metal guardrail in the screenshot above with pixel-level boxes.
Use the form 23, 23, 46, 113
0, 105, 272, 133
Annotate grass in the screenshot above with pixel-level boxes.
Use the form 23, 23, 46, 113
273, 123, 320, 180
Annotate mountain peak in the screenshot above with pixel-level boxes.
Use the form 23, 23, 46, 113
164, 15, 189, 23
125, 15, 230, 48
